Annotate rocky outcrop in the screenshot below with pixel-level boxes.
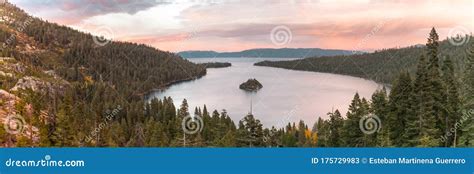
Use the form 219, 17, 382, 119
0, 89, 19, 114
10, 76, 47, 92
10, 75, 68, 94
0, 89, 40, 147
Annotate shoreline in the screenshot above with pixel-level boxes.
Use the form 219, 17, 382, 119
142, 72, 206, 99
254, 62, 391, 88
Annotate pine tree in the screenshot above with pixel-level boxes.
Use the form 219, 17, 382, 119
297, 120, 307, 146
417, 28, 445, 146
315, 117, 329, 147
441, 56, 461, 146
341, 93, 365, 147
201, 105, 213, 143
52, 92, 75, 146
194, 107, 200, 117
370, 88, 389, 146
236, 121, 247, 147
359, 98, 373, 146
459, 40, 474, 147
327, 110, 343, 147
387, 72, 413, 146
238, 114, 264, 147
265, 126, 280, 147
210, 110, 220, 143
178, 99, 189, 118
409, 54, 429, 146
144, 117, 160, 147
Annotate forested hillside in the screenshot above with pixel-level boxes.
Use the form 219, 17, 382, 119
314, 28, 473, 147
0, 2, 206, 98
0, 2, 472, 148
0, 2, 206, 146
255, 38, 471, 84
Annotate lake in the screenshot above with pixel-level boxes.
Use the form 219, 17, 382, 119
147, 58, 382, 128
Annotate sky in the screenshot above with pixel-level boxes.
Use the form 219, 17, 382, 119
9, 0, 474, 52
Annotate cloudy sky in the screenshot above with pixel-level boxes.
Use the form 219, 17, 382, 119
10, 0, 474, 52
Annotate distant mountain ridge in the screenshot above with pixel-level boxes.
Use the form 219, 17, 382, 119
179, 48, 362, 58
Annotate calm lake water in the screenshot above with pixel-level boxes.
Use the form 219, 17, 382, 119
148, 58, 382, 127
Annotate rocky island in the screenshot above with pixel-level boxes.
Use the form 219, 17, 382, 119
239, 78, 263, 92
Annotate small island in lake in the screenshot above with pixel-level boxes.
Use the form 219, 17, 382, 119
199, 62, 232, 68
239, 78, 263, 92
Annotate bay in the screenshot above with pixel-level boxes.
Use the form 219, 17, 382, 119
147, 58, 382, 127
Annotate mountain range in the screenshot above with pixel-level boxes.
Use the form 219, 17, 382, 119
178, 48, 362, 58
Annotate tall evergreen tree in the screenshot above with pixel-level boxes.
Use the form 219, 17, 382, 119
315, 117, 329, 147
297, 120, 307, 146
418, 28, 445, 146
327, 110, 343, 147
459, 40, 474, 147
237, 114, 264, 147
370, 88, 389, 146
341, 93, 365, 147
51, 91, 75, 146
409, 54, 429, 146
178, 99, 189, 118
441, 56, 461, 146
387, 72, 413, 146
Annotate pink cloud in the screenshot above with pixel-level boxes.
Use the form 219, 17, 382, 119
10, 0, 473, 52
